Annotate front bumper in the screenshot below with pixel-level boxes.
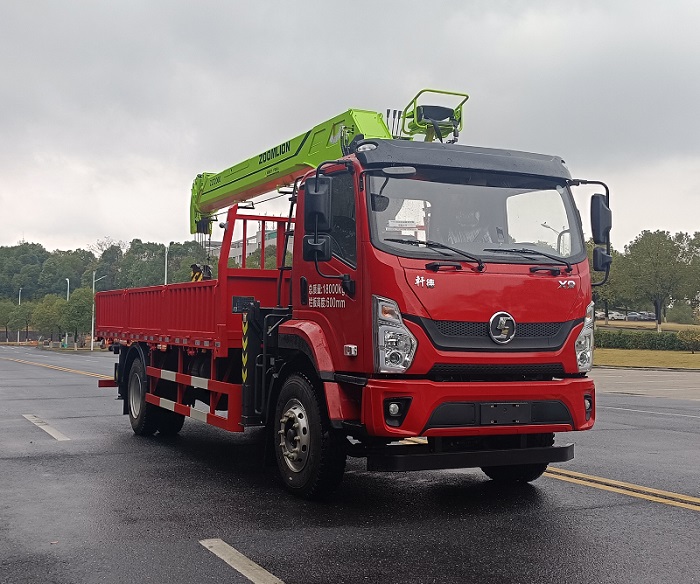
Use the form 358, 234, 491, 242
360, 377, 595, 438
366, 442, 574, 472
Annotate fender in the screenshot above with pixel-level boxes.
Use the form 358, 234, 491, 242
278, 320, 335, 376
278, 320, 360, 421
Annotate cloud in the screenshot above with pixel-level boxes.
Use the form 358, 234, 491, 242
0, 0, 698, 251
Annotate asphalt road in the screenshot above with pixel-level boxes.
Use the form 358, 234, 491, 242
1, 345, 698, 584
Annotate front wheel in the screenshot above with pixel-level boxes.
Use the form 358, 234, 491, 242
481, 433, 553, 483
480, 463, 548, 483
127, 357, 158, 436
274, 374, 346, 499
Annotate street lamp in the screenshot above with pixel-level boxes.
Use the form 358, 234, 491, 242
64, 278, 70, 348
164, 242, 174, 284
541, 222, 561, 236
541, 222, 569, 254
17, 287, 22, 344
91, 271, 107, 351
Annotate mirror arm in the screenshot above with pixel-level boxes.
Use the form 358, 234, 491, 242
591, 267, 610, 287
570, 178, 612, 253
315, 160, 354, 184
569, 179, 610, 206
313, 258, 355, 297
571, 179, 613, 275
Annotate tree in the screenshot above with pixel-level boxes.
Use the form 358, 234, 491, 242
0, 242, 49, 299
91, 243, 124, 291
0, 298, 14, 341
62, 287, 93, 340
37, 249, 95, 297
9, 302, 35, 341
244, 245, 288, 270
89, 237, 127, 258
587, 240, 626, 322
12, 264, 42, 300
32, 295, 66, 341
666, 301, 696, 324
118, 239, 167, 288
680, 231, 700, 310
621, 231, 691, 331
167, 241, 212, 283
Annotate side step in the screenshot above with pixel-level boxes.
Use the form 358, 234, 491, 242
366, 443, 574, 472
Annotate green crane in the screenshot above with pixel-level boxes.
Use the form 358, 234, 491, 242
189, 89, 469, 234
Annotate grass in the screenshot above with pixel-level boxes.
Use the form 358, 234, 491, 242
592, 321, 700, 368
594, 348, 700, 369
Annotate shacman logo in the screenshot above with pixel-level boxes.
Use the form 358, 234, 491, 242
489, 311, 517, 344
558, 280, 576, 289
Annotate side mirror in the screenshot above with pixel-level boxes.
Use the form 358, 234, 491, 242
371, 193, 390, 212
593, 247, 612, 272
591, 194, 612, 245
303, 234, 332, 262
304, 175, 333, 233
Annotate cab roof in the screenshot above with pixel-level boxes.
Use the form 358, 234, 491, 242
353, 139, 572, 182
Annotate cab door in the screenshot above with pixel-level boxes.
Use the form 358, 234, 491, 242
293, 170, 365, 373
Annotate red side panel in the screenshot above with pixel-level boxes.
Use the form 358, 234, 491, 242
95, 209, 293, 356
96, 280, 219, 345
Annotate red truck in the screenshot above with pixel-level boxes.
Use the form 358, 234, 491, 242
96, 90, 612, 498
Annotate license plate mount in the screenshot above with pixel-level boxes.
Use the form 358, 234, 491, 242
480, 402, 532, 425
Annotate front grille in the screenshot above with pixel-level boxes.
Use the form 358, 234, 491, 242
404, 315, 580, 352
435, 321, 488, 337
428, 363, 566, 382
434, 321, 562, 338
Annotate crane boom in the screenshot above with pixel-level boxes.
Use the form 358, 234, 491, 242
189, 109, 391, 233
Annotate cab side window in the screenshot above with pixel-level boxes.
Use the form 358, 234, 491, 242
329, 172, 357, 267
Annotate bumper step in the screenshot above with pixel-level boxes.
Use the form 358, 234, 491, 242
366, 443, 574, 472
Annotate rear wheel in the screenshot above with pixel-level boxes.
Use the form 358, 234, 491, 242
127, 357, 158, 436
156, 409, 185, 436
274, 373, 346, 499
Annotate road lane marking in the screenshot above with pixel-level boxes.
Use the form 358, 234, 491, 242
22, 414, 71, 441
546, 467, 700, 512
0, 357, 111, 379
200, 539, 285, 584
599, 406, 700, 419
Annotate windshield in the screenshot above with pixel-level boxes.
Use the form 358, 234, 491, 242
367, 169, 584, 263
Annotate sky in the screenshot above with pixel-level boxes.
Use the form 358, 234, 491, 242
1, 0, 699, 253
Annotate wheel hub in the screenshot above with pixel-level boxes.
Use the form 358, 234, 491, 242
278, 399, 310, 473
129, 371, 143, 417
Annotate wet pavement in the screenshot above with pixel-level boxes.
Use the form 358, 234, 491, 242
1, 345, 699, 583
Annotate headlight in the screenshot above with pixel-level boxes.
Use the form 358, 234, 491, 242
575, 302, 595, 372
373, 296, 417, 373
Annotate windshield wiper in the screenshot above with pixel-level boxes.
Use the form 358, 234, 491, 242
483, 247, 572, 273
384, 238, 485, 271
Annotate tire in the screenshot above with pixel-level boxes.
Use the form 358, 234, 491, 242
274, 373, 346, 499
481, 433, 552, 484
156, 409, 185, 436
127, 357, 158, 436
480, 463, 548, 483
